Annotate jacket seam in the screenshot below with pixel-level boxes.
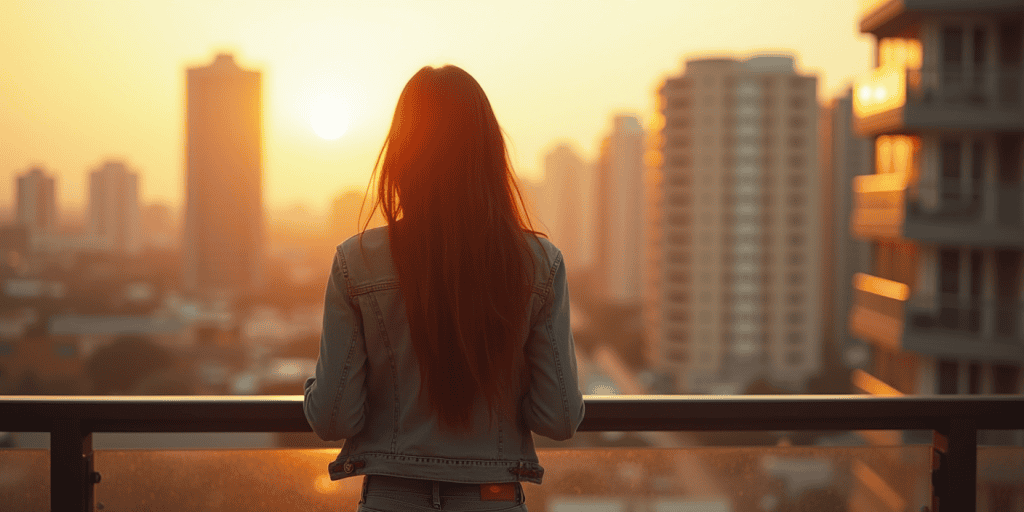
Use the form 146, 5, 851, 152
327, 250, 359, 439
545, 252, 570, 439
351, 281, 401, 296
367, 295, 401, 454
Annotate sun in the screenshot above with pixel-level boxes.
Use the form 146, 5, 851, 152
309, 94, 350, 140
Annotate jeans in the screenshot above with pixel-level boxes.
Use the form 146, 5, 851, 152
357, 475, 528, 512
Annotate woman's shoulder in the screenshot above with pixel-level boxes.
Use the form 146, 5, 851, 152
334, 227, 396, 287
525, 233, 563, 275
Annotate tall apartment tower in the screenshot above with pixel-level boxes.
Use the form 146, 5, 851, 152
542, 144, 591, 273
183, 53, 264, 298
89, 160, 142, 255
848, 2, 1024, 508
849, 4, 1024, 396
594, 116, 644, 305
16, 167, 57, 237
820, 91, 874, 367
645, 55, 822, 394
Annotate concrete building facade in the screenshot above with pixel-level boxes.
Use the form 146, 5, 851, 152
89, 160, 142, 255
183, 53, 264, 299
849, 0, 1024, 398
646, 55, 822, 394
594, 116, 644, 306
542, 144, 592, 274
15, 167, 57, 239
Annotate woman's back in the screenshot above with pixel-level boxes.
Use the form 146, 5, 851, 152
304, 225, 583, 484
303, 64, 584, 511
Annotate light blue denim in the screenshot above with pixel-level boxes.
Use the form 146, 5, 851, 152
303, 226, 585, 485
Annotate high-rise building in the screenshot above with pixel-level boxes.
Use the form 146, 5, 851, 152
594, 116, 644, 305
645, 55, 822, 394
15, 166, 57, 238
849, 3, 1024, 396
542, 144, 592, 273
820, 90, 874, 370
183, 53, 264, 298
89, 160, 142, 255
847, 2, 1024, 507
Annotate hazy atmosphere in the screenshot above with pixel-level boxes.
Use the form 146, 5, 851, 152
2, 0, 871, 211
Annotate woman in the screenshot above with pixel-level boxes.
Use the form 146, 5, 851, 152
303, 65, 585, 512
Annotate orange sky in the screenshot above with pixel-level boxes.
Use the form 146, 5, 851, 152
1, 0, 874, 215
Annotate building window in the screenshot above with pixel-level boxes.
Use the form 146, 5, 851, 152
788, 311, 803, 324
668, 349, 689, 363
55, 343, 76, 359
788, 116, 806, 130
789, 234, 804, 246
787, 332, 802, 344
788, 135, 804, 148
669, 117, 691, 128
668, 213, 689, 225
788, 155, 805, 168
671, 136, 691, 148
787, 352, 804, 365
667, 329, 686, 341
969, 362, 983, 394
668, 97, 690, 110
992, 364, 1021, 394
669, 156, 691, 168
938, 359, 959, 394
667, 251, 690, 264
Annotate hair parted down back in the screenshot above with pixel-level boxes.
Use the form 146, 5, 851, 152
364, 65, 543, 433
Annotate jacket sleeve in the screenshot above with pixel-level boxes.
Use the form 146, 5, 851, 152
521, 251, 585, 441
303, 249, 368, 441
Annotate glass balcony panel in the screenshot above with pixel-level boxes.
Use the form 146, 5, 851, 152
3, 444, 1024, 510
0, 449, 48, 510
911, 69, 1024, 107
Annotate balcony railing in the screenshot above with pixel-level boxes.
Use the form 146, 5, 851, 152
852, 174, 1024, 245
2, 395, 1024, 512
854, 67, 1024, 136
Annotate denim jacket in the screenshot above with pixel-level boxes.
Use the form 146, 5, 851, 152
303, 226, 585, 484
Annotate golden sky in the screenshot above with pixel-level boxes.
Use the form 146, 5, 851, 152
1, 0, 873, 214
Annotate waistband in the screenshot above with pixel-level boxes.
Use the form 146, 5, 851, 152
365, 475, 520, 497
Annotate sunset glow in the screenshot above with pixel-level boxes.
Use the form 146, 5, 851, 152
0, 0, 874, 211
309, 94, 350, 140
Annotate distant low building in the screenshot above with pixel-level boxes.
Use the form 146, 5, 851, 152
89, 160, 142, 255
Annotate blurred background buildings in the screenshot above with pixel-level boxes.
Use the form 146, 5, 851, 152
0, 0, 1021, 463
183, 53, 265, 300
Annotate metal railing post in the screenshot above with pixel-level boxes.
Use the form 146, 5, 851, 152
932, 417, 977, 512
51, 419, 96, 512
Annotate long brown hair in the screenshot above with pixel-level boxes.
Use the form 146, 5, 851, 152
365, 65, 541, 432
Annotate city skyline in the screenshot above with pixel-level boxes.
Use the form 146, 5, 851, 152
1, 0, 873, 212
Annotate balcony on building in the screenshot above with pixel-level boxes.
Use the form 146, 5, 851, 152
850, 272, 1024, 363
851, 135, 1024, 245
852, 15, 1024, 137
859, 0, 1024, 39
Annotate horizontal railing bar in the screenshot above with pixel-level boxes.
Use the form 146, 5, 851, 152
1, 395, 1022, 433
